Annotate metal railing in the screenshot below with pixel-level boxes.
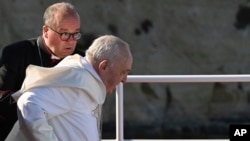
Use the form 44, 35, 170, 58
105, 74, 250, 141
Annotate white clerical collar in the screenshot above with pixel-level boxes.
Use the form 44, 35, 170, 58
81, 57, 102, 82
51, 54, 60, 60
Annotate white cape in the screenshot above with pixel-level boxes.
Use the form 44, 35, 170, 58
6, 54, 106, 141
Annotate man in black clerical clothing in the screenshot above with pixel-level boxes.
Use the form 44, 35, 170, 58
0, 2, 87, 140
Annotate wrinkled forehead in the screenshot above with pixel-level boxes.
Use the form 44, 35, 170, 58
114, 55, 133, 71
124, 50, 133, 67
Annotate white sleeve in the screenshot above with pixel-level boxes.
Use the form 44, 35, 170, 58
17, 88, 76, 141
22, 118, 59, 141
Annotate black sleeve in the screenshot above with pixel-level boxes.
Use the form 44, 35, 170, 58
0, 45, 24, 92
0, 39, 39, 92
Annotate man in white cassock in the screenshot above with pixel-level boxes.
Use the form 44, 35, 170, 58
5, 35, 133, 141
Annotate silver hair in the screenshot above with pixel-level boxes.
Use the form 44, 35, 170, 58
43, 2, 79, 26
86, 35, 131, 67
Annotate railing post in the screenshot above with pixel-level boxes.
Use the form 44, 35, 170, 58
116, 83, 124, 141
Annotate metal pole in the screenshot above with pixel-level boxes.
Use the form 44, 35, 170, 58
116, 83, 124, 141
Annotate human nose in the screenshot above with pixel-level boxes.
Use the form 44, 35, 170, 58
121, 75, 127, 83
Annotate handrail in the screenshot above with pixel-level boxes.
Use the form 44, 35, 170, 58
127, 74, 250, 83
111, 74, 250, 141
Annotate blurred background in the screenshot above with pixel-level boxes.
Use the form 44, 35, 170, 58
1, 0, 250, 139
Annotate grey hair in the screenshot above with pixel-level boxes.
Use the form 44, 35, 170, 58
86, 35, 131, 67
43, 2, 79, 26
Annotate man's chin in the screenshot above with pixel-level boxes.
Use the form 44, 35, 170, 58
106, 91, 112, 95
106, 89, 115, 95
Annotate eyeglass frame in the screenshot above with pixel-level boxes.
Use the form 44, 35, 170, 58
45, 25, 81, 41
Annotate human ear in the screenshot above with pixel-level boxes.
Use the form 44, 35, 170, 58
99, 60, 108, 73
43, 25, 49, 38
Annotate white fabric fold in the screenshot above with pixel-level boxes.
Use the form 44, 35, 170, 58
6, 54, 106, 141
13, 54, 106, 105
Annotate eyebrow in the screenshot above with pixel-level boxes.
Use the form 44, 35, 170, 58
59, 28, 81, 32
124, 69, 131, 73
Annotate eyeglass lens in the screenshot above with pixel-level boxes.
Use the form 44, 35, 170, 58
60, 32, 81, 41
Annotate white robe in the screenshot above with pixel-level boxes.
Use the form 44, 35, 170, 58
5, 54, 106, 141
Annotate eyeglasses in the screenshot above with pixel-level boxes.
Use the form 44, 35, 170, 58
46, 25, 81, 41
